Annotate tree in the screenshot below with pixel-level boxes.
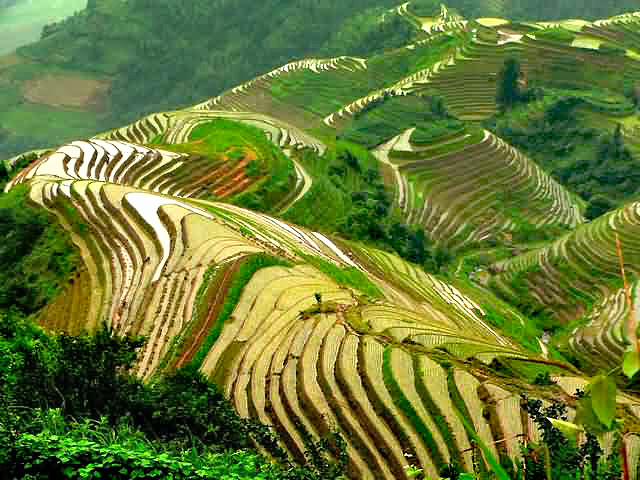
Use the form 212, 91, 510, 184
585, 195, 615, 220
497, 58, 522, 110
0, 161, 8, 183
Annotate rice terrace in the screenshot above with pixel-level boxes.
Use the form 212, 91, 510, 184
5, 1, 640, 479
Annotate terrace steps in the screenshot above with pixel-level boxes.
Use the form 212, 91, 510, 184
382, 129, 582, 248
493, 201, 640, 326
359, 336, 436, 478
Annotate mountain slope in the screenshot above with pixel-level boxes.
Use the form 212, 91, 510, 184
5, 6, 640, 479
3, 0, 640, 162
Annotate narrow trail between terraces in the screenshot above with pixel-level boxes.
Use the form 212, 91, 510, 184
280, 157, 312, 214
372, 130, 412, 211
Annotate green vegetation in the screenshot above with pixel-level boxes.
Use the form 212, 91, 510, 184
9, 0, 413, 148
9, 430, 278, 480
340, 93, 462, 148
285, 142, 453, 273
521, 396, 622, 479
3, 0, 640, 161
382, 346, 446, 472
0, 185, 81, 315
299, 254, 382, 298
270, 33, 462, 119
0, 161, 8, 191
189, 253, 292, 370
0, 315, 346, 480
319, 5, 419, 57
159, 119, 296, 212
481, 306, 542, 352
413, 356, 465, 470
6, 4, 640, 479
490, 91, 639, 217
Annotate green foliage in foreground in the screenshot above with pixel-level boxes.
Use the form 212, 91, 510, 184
0, 314, 347, 480
0, 185, 81, 315
7, 427, 279, 480
520, 397, 622, 480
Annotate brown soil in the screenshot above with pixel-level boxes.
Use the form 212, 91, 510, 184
174, 258, 244, 369
0, 53, 20, 71
213, 158, 252, 198
22, 73, 111, 111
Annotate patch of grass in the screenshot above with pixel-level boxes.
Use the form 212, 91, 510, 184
300, 253, 383, 298
482, 306, 542, 353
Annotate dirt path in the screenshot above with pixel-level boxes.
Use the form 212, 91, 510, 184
174, 258, 244, 369
372, 131, 408, 210
280, 157, 312, 214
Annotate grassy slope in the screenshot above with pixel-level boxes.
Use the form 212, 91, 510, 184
0, 185, 83, 316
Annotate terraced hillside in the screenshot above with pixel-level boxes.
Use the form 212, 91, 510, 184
491, 202, 640, 323
6, 5, 640, 479
373, 126, 582, 247
490, 201, 640, 373
14, 169, 640, 478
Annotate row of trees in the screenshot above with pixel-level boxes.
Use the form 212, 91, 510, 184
328, 149, 453, 273
494, 59, 638, 220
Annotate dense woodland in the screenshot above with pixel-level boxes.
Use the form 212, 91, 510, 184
490, 59, 640, 219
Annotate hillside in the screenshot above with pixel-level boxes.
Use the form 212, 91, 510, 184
5, 4, 640, 480
2, 0, 640, 162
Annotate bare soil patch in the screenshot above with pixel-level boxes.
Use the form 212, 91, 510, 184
0, 53, 21, 70
22, 73, 110, 111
